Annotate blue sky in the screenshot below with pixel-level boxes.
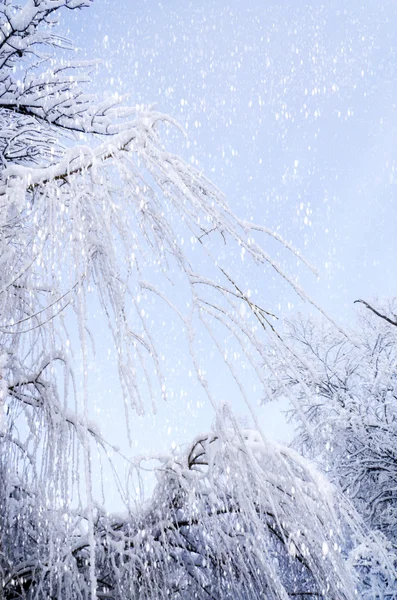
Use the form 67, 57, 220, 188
65, 0, 396, 316
61, 1, 396, 503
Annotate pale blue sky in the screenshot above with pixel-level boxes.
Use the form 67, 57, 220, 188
61, 1, 396, 503
65, 0, 396, 317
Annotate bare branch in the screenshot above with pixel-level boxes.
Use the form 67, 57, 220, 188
354, 298, 397, 327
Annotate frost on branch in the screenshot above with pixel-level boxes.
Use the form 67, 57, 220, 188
263, 302, 397, 596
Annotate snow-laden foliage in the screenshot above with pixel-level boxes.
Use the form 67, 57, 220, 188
0, 1, 384, 598
264, 301, 397, 595
0, 0, 317, 428
2, 416, 363, 599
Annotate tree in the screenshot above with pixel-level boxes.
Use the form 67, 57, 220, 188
0, 1, 382, 598
264, 300, 397, 595
2, 413, 364, 599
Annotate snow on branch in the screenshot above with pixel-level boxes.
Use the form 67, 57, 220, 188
1, 424, 362, 599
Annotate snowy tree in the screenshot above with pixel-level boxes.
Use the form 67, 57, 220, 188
264, 300, 397, 595
0, 1, 384, 598
1, 415, 365, 599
